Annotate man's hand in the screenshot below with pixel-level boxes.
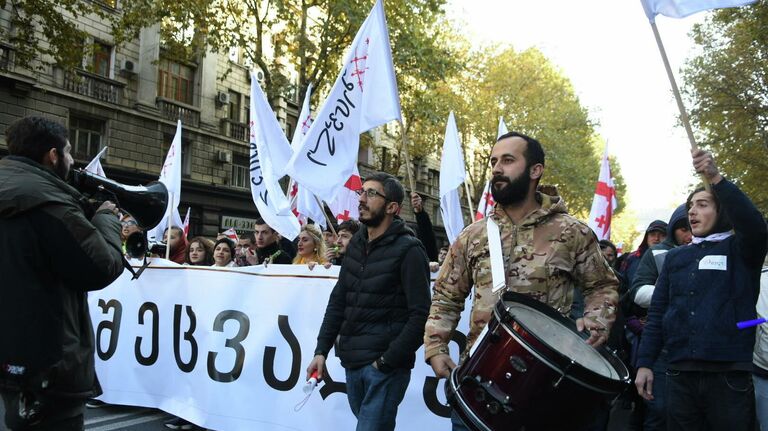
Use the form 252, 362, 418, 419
635, 367, 654, 400
307, 354, 329, 381
324, 248, 338, 262
428, 354, 457, 379
576, 317, 609, 348
691, 148, 722, 184
411, 192, 423, 213
244, 249, 259, 265
96, 200, 119, 216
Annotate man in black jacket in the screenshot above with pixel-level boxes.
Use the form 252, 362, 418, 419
306, 172, 430, 431
0, 117, 125, 430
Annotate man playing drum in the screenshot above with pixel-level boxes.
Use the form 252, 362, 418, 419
424, 132, 620, 430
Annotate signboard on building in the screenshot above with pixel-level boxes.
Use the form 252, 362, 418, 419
220, 215, 258, 233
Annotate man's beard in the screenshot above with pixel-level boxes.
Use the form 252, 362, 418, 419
54, 154, 70, 181
491, 169, 531, 206
359, 204, 386, 228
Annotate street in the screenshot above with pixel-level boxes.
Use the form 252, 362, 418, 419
0, 403, 176, 431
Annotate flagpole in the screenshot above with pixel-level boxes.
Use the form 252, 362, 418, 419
313, 195, 338, 237
463, 181, 474, 223
649, 21, 710, 191
397, 120, 417, 193
165, 192, 173, 260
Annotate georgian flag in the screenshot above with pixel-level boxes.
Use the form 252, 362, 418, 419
182, 207, 191, 238
286, 0, 402, 203
474, 181, 495, 221
587, 150, 618, 241
328, 168, 363, 224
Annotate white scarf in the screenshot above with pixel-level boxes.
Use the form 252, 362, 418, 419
691, 231, 733, 245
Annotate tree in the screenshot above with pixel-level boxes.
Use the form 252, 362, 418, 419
682, 2, 768, 213
455, 47, 610, 216
0, 0, 109, 72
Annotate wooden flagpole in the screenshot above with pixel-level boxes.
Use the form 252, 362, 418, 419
314, 195, 338, 237
397, 120, 417, 193
463, 181, 474, 223
650, 21, 711, 191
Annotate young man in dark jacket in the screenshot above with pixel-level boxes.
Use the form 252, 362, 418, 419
306, 172, 430, 431
635, 149, 768, 431
0, 117, 125, 430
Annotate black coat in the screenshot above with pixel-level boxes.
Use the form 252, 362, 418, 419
314, 217, 431, 370
0, 156, 125, 397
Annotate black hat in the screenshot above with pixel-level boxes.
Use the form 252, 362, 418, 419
645, 219, 668, 234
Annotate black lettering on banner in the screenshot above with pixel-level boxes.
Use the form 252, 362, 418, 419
134, 302, 160, 366
173, 304, 199, 373
207, 310, 250, 383
249, 143, 263, 186
263, 315, 301, 391
307, 71, 356, 166
423, 330, 467, 417
318, 372, 347, 400
96, 299, 123, 360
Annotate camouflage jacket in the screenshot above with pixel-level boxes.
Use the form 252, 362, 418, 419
424, 186, 619, 363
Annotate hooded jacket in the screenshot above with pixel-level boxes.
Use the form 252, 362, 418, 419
620, 219, 668, 285
424, 186, 620, 363
314, 216, 430, 370
0, 156, 124, 397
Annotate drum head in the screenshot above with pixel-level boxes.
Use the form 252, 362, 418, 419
505, 301, 620, 380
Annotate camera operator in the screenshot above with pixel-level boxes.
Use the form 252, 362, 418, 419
0, 116, 125, 431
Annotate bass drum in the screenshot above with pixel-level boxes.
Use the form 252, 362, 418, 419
446, 291, 630, 430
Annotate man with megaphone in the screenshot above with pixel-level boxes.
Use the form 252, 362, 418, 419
0, 116, 126, 431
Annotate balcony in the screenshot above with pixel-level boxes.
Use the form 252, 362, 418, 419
63, 70, 124, 105
156, 98, 200, 128
221, 118, 249, 143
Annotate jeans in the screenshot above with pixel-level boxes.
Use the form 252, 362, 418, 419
755, 374, 768, 431
450, 409, 470, 431
666, 369, 755, 431
345, 365, 411, 431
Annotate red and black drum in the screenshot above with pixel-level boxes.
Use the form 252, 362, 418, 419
446, 291, 631, 431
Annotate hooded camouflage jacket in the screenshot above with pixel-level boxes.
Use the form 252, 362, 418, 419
424, 186, 619, 363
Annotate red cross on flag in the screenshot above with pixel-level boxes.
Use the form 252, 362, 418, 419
328, 167, 363, 224
474, 181, 495, 221
286, 0, 401, 203
587, 150, 618, 240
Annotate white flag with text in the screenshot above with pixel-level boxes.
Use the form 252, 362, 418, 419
286, 0, 401, 202
148, 121, 183, 239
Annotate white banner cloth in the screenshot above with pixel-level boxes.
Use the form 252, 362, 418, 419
89, 262, 469, 431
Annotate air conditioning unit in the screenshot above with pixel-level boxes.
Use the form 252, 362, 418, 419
256, 70, 264, 81
217, 91, 231, 105
217, 150, 232, 163
120, 59, 136, 74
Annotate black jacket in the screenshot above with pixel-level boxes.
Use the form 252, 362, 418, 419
314, 217, 431, 370
0, 156, 124, 397
255, 241, 292, 265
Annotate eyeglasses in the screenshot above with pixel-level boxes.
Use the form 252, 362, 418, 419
121, 220, 138, 227
355, 188, 389, 201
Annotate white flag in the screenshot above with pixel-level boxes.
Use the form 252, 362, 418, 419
497, 117, 508, 139
148, 121, 183, 239
85, 146, 108, 178
439, 112, 466, 244
328, 168, 363, 224
287, 83, 326, 228
249, 73, 301, 241
474, 180, 496, 221
286, 0, 402, 202
587, 149, 618, 241
641, 0, 756, 21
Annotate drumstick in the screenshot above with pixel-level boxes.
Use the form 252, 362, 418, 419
737, 318, 766, 329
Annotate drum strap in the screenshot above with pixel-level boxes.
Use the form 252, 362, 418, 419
486, 217, 506, 293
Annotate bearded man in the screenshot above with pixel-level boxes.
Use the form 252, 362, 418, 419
423, 131, 620, 431
306, 172, 430, 431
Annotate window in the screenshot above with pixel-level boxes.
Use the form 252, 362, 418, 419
231, 153, 250, 189
69, 117, 105, 161
158, 58, 195, 105
162, 136, 191, 177
244, 96, 250, 125
228, 91, 241, 122
92, 42, 112, 77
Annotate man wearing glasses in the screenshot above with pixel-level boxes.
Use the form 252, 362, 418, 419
306, 172, 431, 431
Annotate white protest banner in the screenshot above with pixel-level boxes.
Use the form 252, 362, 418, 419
89, 263, 470, 430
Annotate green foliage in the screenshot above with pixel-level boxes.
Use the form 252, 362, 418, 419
1, 0, 108, 71
682, 1, 768, 213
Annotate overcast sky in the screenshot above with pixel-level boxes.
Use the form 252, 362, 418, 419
449, 0, 708, 228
